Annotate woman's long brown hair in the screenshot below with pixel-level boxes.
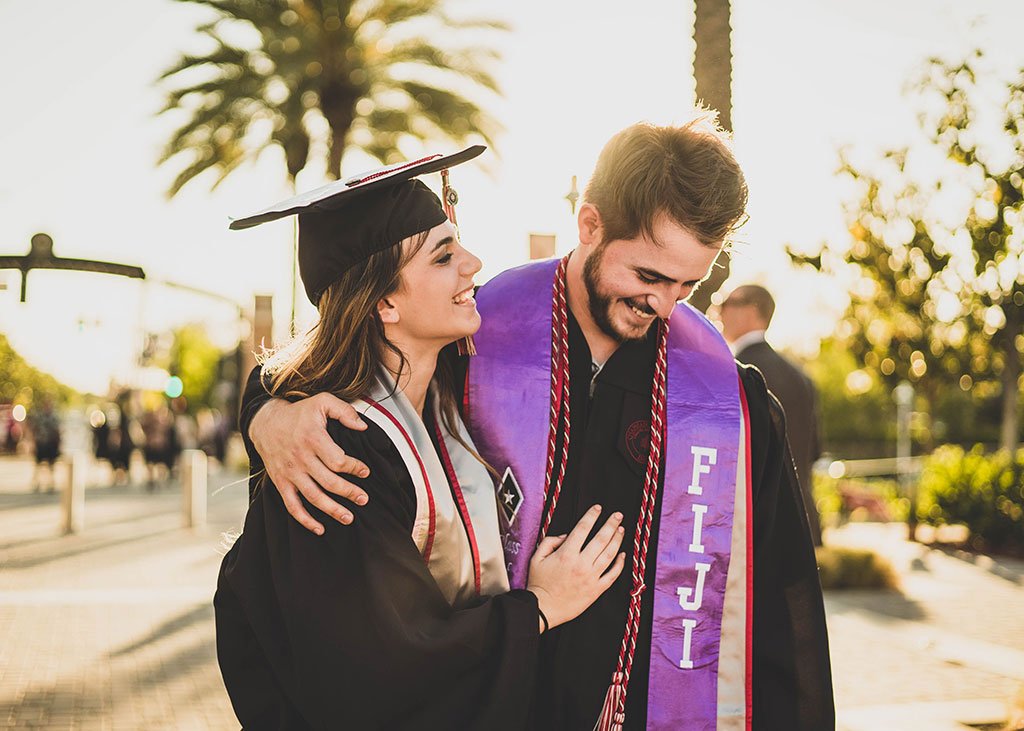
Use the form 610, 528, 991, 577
259, 232, 493, 478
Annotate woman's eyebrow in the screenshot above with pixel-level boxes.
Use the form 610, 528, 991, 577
432, 236, 456, 252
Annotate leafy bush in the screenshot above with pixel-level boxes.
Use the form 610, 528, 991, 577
918, 445, 1024, 553
815, 546, 899, 590
813, 473, 907, 527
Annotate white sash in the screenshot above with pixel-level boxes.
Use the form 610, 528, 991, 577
352, 373, 509, 607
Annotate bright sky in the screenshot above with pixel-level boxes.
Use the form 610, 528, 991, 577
2, 0, 1022, 394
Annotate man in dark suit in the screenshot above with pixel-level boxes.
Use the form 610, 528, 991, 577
718, 285, 823, 546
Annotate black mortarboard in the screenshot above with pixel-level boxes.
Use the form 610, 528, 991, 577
230, 145, 485, 305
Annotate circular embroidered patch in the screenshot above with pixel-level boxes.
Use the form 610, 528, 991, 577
625, 420, 651, 464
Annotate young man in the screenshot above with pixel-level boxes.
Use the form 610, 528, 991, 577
718, 284, 824, 546
240, 119, 834, 729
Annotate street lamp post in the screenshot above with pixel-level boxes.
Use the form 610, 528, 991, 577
0, 233, 145, 302
894, 380, 916, 541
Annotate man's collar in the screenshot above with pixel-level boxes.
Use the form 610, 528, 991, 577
729, 329, 766, 356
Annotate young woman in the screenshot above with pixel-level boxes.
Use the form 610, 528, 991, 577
215, 149, 626, 730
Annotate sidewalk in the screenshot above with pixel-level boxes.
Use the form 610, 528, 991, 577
2, 454, 1023, 729
1, 455, 247, 730
826, 522, 1024, 730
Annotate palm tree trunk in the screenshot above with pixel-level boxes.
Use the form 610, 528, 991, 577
999, 302, 1021, 452
328, 135, 345, 180
688, 0, 734, 314
291, 217, 299, 337
693, 0, 733, 133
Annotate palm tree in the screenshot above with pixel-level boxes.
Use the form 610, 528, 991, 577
158, 0, 506, 189
157, 0, 506, 330
688, 0, 734, 314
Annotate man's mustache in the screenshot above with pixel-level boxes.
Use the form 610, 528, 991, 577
624, 297, 656, 316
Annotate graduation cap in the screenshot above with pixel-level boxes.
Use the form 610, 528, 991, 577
231, 145, 485, 305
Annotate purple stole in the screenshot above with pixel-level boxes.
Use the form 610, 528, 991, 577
468, 259, 748, 729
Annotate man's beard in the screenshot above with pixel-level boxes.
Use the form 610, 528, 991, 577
582, 245, 656, 343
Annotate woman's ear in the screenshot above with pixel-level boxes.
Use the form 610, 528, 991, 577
378, 296, 400, 324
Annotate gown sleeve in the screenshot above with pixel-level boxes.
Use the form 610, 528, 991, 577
739, 365, 835, 731
238, 366, 270, 487
215, 417, 540, 731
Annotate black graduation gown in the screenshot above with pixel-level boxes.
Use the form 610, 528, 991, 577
517, 314, 834, 730
237, 319, 835, 730
216, 410, 540, 730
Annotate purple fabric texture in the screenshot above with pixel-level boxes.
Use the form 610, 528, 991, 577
467, 260, 740, 729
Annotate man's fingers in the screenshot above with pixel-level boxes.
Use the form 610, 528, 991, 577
308, 459, 369, 506
278, 483, 325, 536
327, 451, 371, 480
317, 394, 367, 431
564, 504, 602, 552
294, 474, 354, 526
310, 431, 369, 478
582, 512, 623, 563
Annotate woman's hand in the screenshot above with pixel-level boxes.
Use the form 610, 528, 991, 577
526, 505, 626, 631
250, 394, 373, 534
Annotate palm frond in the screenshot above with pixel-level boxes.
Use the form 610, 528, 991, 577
361, 106, 416, 134
434, 13, 511, 32
173, 0, 290, 27
357, 0, 444, 27
375, 40, 502, 94
158, 94, 265, 164
165, 132, 254, 197
158, 43, 252, 82
159, 73, 267, 114
158, 0, 506, 196
393, 80, 502, 145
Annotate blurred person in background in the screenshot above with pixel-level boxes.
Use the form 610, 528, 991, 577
1, 404, 23, 453
92, 403, 135, 486
28, 396, 61, 492
141, 402, 178, 489
717, 284, 823, 546
171, 397, 198, 453
107, 404, 136, 485
197, 407, 231, 468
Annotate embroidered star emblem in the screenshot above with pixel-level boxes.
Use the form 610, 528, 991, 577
498, 467, 524, 525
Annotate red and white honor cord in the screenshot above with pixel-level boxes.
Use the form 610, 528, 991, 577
537, 257, 670, 730
596, 318, 668, 731
540, 255, 573, 537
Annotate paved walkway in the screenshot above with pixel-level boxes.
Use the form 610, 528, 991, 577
1, 455, 246, 730
1, 455, 1022, 729
826, 522, 1024, 730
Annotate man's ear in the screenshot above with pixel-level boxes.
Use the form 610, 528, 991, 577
577, 203, 604, 248
378, 297, 400, 325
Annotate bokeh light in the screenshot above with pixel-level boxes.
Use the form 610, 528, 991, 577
164, 376, 184, 399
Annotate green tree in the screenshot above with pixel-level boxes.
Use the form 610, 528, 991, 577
790, 51, 1024, 452
0, 334, 77, 407
156, 0, 506, 191
913, 52, 1024, 453
791, 148, 962, 448
168, 325, 222, 412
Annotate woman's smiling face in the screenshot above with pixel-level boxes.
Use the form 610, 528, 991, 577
382, 220, 483, 349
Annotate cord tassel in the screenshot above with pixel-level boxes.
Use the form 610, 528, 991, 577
456, 335, 476, 356
594, 672, 626, 731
